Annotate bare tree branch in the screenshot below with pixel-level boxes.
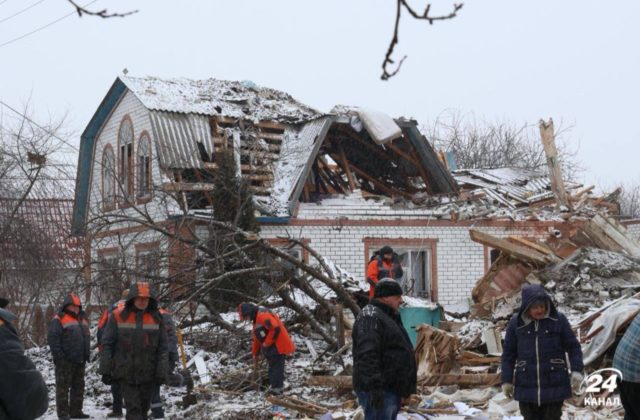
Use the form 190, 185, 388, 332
382, 1, 463, 80
67, 0, 137, 18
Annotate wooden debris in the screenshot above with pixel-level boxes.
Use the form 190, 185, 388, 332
415, 324, 460, 379
539, 118, 572, 210
472, 254, 533, 304
266, 395, 329, 417
469, 229, 551, 265
576, 214, 640, 257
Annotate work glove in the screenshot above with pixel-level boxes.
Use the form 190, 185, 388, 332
501, 383, 514, 399
370, 389, 385, 410
571, 372, 584, 392
101, 374, 113, 385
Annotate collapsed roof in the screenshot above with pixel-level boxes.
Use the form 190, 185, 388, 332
73, 75, 614, 234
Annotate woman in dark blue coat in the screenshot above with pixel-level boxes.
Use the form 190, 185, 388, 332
501, 284, 584, 420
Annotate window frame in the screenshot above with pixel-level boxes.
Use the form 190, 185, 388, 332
117, 116, 135, 206
137, 131, 152, 202
363, 237, 438, 301
102, 144, 116, 211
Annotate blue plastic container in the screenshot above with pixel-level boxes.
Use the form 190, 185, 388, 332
399, 306, 441, 347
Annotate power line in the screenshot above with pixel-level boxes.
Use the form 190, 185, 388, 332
0, 0, 97, 49
0, 0, 47, 25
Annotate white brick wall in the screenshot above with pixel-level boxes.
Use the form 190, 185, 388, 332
261, 221, 550, 305
625, 221, 640, 241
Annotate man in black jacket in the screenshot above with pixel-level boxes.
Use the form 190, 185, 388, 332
0, 296, 49, 420
352, 279, 417, 420
48, 293, 91, 420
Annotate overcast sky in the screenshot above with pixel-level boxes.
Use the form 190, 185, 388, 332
1, 0, 638, 189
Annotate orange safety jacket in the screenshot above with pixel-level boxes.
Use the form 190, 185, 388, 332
366, 258, 395, 298
97, 300, 125, 351
251, 309, 295, 357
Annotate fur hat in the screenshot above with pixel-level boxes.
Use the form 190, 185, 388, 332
374, 278, 403, 298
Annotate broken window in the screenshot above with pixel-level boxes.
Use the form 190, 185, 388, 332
102, 145, 115, 209
137, 133, 151, 198
118, 117, 134, 202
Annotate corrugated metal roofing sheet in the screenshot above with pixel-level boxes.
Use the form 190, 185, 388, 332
149, 111, 213, 169
454, 167, 561, 206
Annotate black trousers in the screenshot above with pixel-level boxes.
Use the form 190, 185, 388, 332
150, 385, 164, 418
111, 382, 123, 413
519, 401, 563, 420
265, 352, 285, 390
620, 380, 640, 420
121, 382, 155, 420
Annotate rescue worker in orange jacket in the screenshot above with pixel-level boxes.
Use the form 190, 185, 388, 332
99, 282, 169, 420
366, 246, 404, 299
150, 308, 179, 419
97, 289, 128, 418
48, 293, 91, 420
238, 303, 295, 395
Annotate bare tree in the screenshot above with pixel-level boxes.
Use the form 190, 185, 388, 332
422, 110, 583, 181
0, 103, 81, 345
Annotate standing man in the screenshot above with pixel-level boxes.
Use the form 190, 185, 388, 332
238, 303, 295, 395
150, 308, 179, 419
613, 313, 640, 420
48, 292, 91, 420
97, 289, 128, 418
501, 284, 583, 420
352, 279, 416, 420
366, 246, 403, 299
99, 282, 169, 420
0, 295, 49, 419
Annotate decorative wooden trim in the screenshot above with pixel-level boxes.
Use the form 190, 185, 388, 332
362, 237, 438, 302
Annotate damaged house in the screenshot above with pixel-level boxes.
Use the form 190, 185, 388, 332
71, 75, 636, 305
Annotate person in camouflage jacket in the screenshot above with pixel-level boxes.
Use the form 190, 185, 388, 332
99, 282, 168, 420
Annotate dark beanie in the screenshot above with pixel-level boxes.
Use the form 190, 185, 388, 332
374, 278, 403, 298
380, 246, 394, 255
0, 297, 8, 308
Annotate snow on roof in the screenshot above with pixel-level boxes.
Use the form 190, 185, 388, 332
120, 75, 323, 124
453, 167, 581, 206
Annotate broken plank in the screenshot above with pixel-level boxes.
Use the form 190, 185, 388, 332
266, 395, 327, 417
469, 230, 549, 265
539, 119, 572, 210
508, 236, 560, 260
163, 182, 214, 192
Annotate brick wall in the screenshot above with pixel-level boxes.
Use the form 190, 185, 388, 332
261, 219, 553, 305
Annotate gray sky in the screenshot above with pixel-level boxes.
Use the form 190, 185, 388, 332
2, 0, 638, 189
